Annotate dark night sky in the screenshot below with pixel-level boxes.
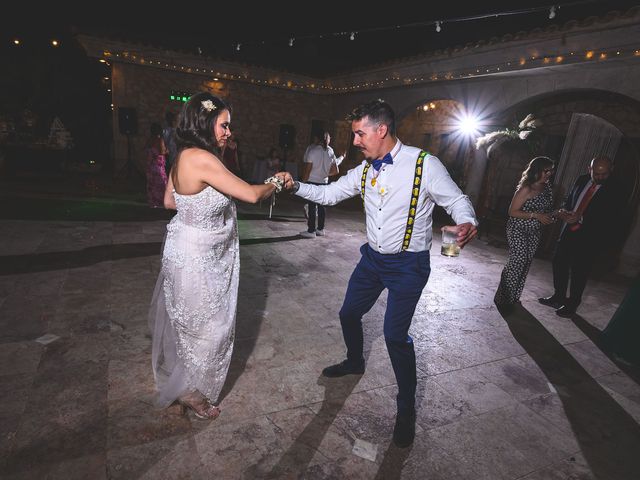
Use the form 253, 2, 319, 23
3, 0, 637, 77
71, 0, 638, 76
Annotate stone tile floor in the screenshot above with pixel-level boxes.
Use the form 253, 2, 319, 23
0, 185, 639, 479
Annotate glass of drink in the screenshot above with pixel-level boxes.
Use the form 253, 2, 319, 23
441, 228, 460, 257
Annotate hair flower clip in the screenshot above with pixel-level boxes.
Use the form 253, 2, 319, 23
201, 100, 216, 112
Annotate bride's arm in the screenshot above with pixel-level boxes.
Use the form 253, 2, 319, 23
195, 151, 276, 203
164, 172, 177, 210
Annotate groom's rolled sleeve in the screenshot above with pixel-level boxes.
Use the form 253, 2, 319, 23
295, 164, 363, 206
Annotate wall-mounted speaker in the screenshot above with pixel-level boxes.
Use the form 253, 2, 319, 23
279, 124, 295, 149
118, 107, 138, 135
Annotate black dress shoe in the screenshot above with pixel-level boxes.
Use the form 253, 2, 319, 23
538, 295, 565, 309
556, 305, 576, 317
392, 411, 416, 448
321, 360, 365, 378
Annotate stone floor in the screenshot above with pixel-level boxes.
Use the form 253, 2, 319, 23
0, 183, 639, 479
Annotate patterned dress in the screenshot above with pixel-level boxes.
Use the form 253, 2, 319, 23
145, 142, 168, 208
149, 186, 239, 407
494, 183, 553, 305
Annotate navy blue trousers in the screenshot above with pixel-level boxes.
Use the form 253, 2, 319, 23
339, 243, 431, 414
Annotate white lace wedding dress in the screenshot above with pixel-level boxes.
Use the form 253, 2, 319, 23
149, 186, 239, 407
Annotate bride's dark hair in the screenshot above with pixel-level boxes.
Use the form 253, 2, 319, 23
175, 92, 230, 155
172, 92, 231, 185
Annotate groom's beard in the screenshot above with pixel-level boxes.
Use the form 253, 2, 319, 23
357, 149, 373, 163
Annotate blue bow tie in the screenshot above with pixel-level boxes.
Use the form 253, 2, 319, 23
371, 153, 393, 171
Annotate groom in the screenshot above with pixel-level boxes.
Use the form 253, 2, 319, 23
280, 99, 478, 447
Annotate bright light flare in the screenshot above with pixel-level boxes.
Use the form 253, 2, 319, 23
455, 112, 481, 137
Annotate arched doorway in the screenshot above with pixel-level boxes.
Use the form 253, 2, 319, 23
397, 99, 474, 184
476, 88, 640, 272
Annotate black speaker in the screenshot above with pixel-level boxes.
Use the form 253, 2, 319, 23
118, 107, 138, 135
279, 124, 295, 149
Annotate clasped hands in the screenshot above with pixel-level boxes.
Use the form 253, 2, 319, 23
554, 208, 580, 224
273, 172, 296, 191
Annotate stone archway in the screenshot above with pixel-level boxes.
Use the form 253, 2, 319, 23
470, 88, 640, 271
397, 98, 472, 183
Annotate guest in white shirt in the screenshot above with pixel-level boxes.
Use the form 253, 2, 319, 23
280, 99, 478, 447
299, 131, 345, 237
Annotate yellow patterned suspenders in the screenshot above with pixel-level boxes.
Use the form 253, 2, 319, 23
402, 151, 427, 251
360, 162, 371, 207
359, 151, 428, 251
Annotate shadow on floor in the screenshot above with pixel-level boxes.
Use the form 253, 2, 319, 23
237, 212, 305, 223
263, 335, 378, 478
264, 374, 363, 478
374, 442, 413, 480
570, 314, 640, 386
498, 304, 640, 479
0, 196, 172, 222
240, 235, 305, 246
0, 242, 163, 275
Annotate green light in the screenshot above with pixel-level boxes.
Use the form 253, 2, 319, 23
170, 91, 192, 102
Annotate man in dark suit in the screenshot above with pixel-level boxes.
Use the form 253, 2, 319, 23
539, 156, 620, 317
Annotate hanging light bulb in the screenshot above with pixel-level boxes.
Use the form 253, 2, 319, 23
197, 46, 202, 55
236, 43, 241, 51
435, 21, 442, 33
548, 6, 556, 19
289, 37, 294, 47
350, 32, 355, 41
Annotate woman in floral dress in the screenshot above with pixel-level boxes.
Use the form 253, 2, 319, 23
494, 156, 556, 307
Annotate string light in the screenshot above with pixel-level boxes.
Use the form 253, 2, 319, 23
100, 40, 637, 94
227, 2, 585, 51
236, 43, 241, 51
51, 40, 59, 47
289, 37, 294, 47
13, 39, 20, 45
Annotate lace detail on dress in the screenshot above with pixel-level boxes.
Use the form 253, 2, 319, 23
150, 186, 240, 405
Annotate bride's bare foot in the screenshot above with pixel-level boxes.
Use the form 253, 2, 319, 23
178, 391, 220, 420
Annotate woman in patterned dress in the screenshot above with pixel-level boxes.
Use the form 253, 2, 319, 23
494, 156, 556, 308
144, 123, 168, 208
148, 93, 283, 419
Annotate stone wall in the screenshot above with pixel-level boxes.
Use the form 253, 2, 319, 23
98, 12, 640, 276
112, 63, 332, 180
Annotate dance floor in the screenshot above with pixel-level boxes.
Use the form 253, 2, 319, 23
0, 182, 638, 479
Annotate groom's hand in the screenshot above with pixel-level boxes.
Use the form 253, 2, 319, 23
276, 171, 295, 191
443, 223, 477, 248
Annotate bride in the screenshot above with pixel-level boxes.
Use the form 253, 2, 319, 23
149, 92, 283, 419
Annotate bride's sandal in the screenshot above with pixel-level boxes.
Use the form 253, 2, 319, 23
178, 393, 220, 420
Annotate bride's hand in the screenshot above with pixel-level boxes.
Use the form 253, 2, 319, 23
275, 172, 295, 191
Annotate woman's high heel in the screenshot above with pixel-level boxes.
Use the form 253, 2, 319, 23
177, 393, 220, 420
